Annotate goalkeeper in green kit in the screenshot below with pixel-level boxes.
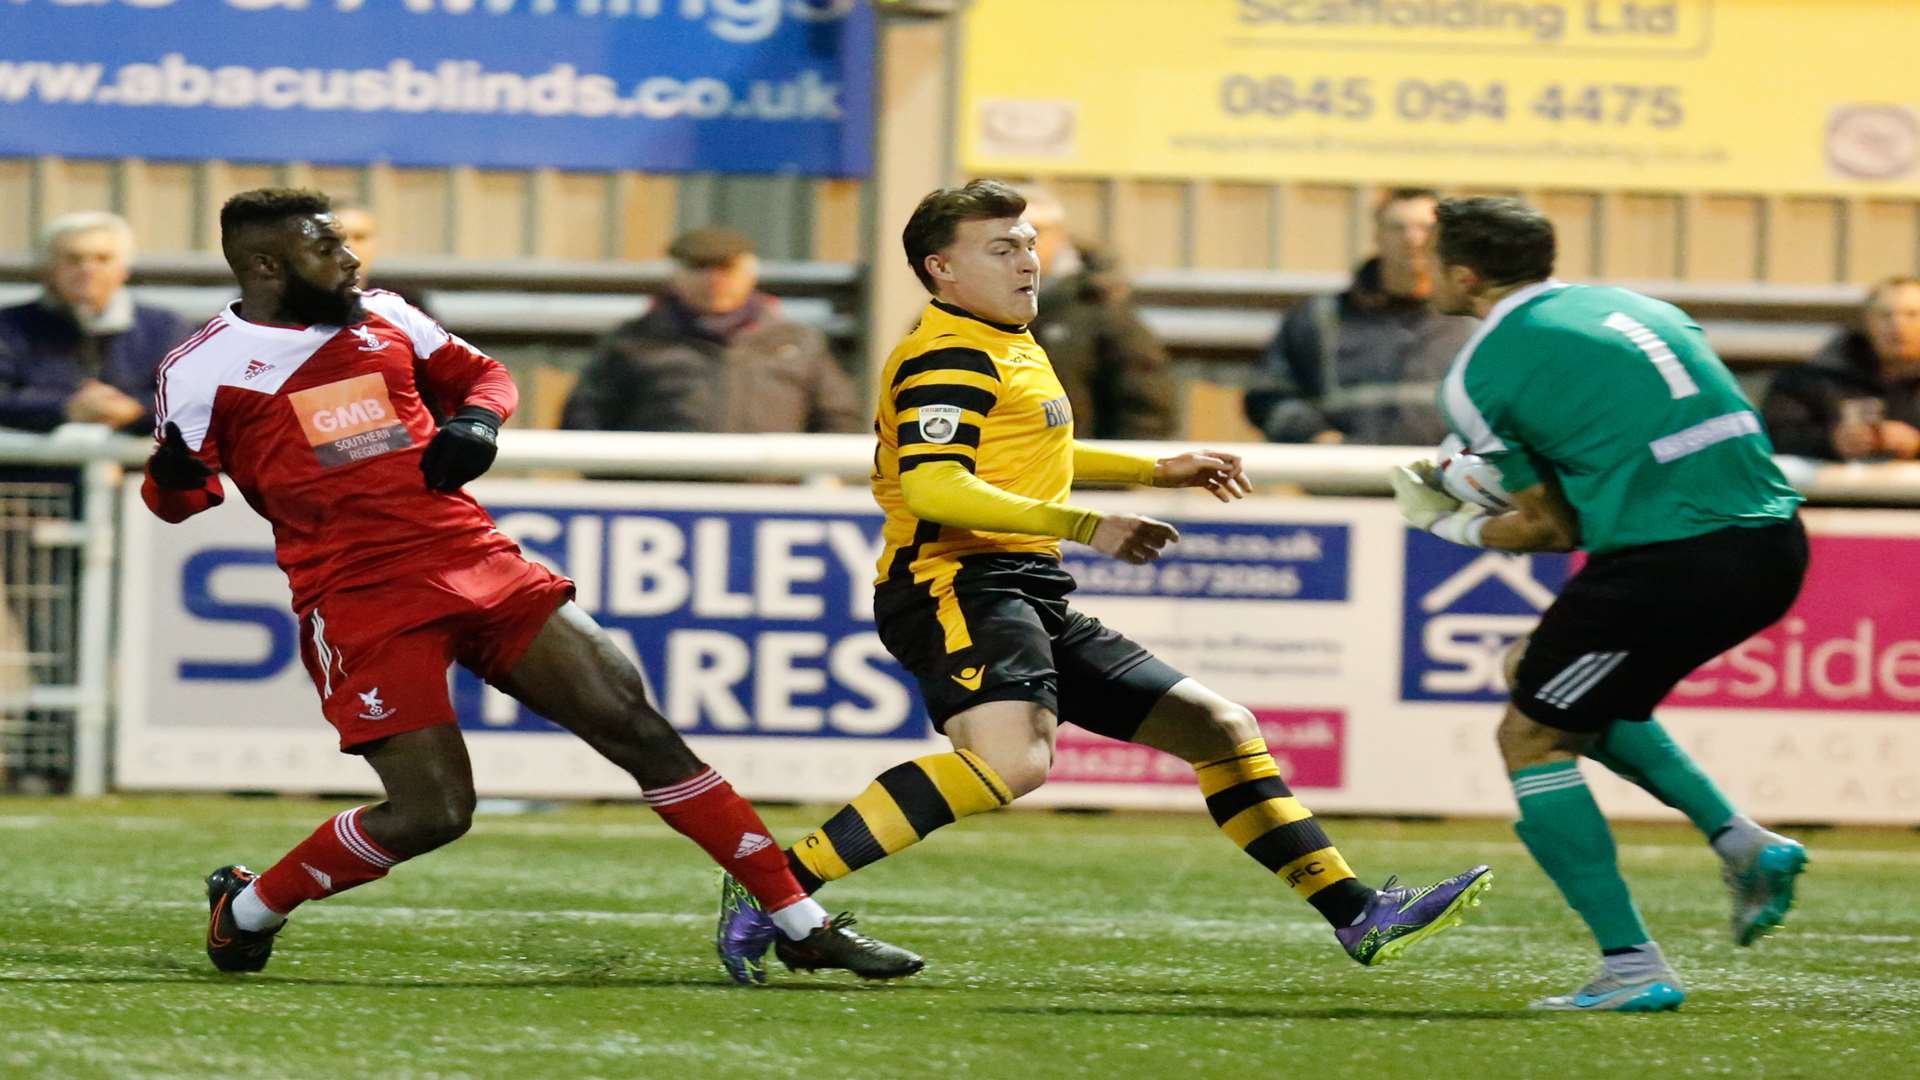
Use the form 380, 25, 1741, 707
1393, 197, 1811, 1013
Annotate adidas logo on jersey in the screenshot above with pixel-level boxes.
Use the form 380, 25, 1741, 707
242, 359, 272, 381
734, 832, 773, 859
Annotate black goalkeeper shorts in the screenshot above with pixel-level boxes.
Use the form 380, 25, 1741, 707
873, 554, 1187, 738
1513, 516, 1808, 734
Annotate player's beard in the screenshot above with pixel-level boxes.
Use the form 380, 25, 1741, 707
279, 268, 365, 327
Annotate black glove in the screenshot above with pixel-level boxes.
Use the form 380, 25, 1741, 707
420, 406, 502, 492
146, 421, 214, 491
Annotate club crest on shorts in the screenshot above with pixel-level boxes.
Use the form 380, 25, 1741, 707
917, 404, 963, 444
357, 688, 396, 721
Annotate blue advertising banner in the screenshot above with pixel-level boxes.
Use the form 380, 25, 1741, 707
451, 502, 925, 739
0, 0, 874, 175
1399, 530, 1573, 703
1062, 521, 1349, 602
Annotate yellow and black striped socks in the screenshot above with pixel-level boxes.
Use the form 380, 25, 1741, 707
1195, 738, 1373, 927
787, 750, 1014, 893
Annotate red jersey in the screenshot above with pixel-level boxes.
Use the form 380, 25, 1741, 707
144, 290, 520, 612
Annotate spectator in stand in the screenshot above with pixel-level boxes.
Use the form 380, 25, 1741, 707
1244, 187, 1475, 446
0, 212, 190, 434
1022, 187, 1178, 440
331, 199, 431, 314
1762, 276, 1920, 462
561, 227, 861, 434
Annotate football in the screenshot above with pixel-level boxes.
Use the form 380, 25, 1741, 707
1433, 436, 1517, 512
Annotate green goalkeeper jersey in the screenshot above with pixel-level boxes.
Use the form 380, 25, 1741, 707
1440, 281, 1802, 554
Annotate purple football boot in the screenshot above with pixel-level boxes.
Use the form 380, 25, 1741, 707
1335, 865, 1494, 966
715, 872, 778, 985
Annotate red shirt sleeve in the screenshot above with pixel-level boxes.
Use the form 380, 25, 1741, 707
417, 338, 517, 422
362, 290, 519, 422
140, 429, 227, 524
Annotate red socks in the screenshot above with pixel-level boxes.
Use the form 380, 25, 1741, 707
248, 772, 805, 920
250, 805, 400, 915
643, 768, 809, 913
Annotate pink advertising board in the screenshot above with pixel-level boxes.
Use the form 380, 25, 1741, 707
1672, 535, 1920, 712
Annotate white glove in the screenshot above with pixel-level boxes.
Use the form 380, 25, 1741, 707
1390, 464, 1461, 530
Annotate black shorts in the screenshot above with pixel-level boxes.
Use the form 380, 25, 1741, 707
874, 554, 1187, 738
1514, 516, 1808, 733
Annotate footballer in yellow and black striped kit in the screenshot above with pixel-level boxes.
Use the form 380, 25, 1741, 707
713, 180, 1493, 986
869, 296, 1192, 731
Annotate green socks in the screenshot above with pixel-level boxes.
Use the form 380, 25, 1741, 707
1587, 717, 1737, 837
1511, 761, 1652, 953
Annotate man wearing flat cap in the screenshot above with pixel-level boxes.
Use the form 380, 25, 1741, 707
562, 227, 861, 435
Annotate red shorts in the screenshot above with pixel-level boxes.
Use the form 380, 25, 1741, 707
296, 550, 575, 751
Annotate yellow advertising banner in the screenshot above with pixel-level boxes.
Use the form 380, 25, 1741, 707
960, 0, 1920, 194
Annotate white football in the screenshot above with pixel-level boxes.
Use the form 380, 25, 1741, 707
1433, 439, 1516, 512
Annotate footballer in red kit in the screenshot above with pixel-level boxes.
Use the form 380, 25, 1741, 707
150, 188, 919, 983
149, 285, 553, 747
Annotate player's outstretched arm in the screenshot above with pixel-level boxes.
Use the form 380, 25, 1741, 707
900, 460, 1179, 566
1151, 449, 1251, 502
1071, 443, 1250, 502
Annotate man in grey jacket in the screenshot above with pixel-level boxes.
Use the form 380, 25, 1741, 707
1244, 188, 1475, 446
562, 228, 862, 435
1022, 187, 1177, 440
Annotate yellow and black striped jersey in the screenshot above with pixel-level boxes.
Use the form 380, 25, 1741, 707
874, 300, 1079, 583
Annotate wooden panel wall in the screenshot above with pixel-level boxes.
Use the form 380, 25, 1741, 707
5, 154, 1919, 284
0, 160, 35, 253
1005, 177, 1920, 286
10, 155, 1909, 287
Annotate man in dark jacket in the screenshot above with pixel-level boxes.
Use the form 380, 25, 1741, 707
0, 212, 191, 434
1245, 188, 1475, 446
1762, 276, 1920, 461
1022, 189, 1178, 440
561, 228, 861, 435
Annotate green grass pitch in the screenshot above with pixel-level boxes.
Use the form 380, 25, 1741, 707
3, 795, 1917, 1079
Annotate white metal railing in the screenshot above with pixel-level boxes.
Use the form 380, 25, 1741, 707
3, 424, 1917, 797
10, 426, 1917, 495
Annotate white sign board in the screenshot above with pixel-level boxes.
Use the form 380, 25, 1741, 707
117, 481, 1920, 824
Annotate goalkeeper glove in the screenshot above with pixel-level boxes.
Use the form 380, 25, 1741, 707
1391, 463, 1488, 547
421, 406, 502, 492
1390, 464, 1459, 529
146, 422, 213, 491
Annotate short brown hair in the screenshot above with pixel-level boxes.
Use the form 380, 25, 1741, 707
902, 180, 1027, 293
1434, 196, 1556, 287
668, 227, 754, 269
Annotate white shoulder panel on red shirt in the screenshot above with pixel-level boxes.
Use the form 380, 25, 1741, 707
154, 303, 338, 451
361, 289, 469, 359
